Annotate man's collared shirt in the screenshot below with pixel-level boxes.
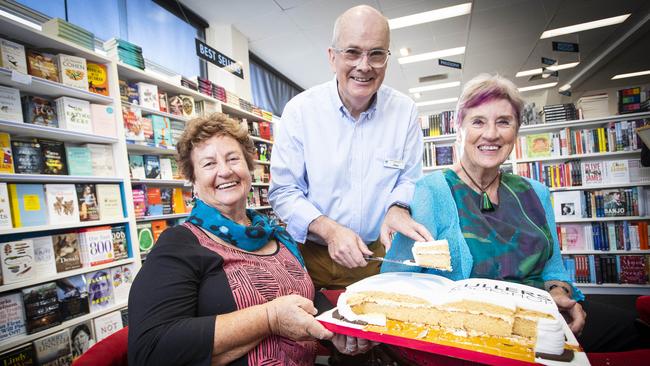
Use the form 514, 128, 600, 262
269, 78, 423, 244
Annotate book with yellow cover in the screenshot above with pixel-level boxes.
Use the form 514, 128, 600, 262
0, 132, 14, 174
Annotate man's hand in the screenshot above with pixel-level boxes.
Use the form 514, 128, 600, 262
549, 285, 586, 335
380, 205, 433, 252
309, 216, 372, 268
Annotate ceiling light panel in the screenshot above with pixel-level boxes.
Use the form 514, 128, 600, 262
398, 46, 465, 65
515, 62, 580, 78
540, 14, 630, 39
611, 70, 650, 80
389, 3, 472, 30
517, 82, 558, 92
415, 97, 459, 107
409, 81, 461, 94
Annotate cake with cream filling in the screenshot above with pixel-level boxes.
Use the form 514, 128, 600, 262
411, 240, 452, 271
336, 273, 567, 358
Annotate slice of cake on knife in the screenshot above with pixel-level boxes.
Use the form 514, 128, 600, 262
411, 240, 452, 271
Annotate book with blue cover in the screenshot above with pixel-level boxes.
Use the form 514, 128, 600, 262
151, 115, 172, 148
8, 183, 48, 227
65, 145, 93, 176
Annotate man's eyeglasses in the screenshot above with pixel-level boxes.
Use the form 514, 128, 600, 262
332, 47, 391, 68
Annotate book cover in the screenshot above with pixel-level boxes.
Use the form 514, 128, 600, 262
90, 104, 117, 138
52, 232, 82, 272
435, 146, 454, 166
0, 240, 36, 284
562, 224, 586, 251
56, 53, 88, 91
39, 139, 67, 175
22, 282, 60, 334
33, 329, 72, 366
122, 105, 144, 142
581, 161, 605, 186
120, 308, 129, 327
86, 62, 109, 96
552, 191, 583, 219
132, 185, 146, 218
0, 182, 13, 228
64, 145, 93, 176
159, 158, 173, 180
75, 184, 99, 221
129, 154, 145, 179
32, 236, 57, 278
85, 143, 115, 176
0, 85, 22, 123
158, 92, 168, 112
0, 132, 14, 174
172, 188, 185, 214
168, 95, 182, 115
95, 184, 123, 220
137, 222, 154, 252
170, 120, 184, 148
70, 321, 95, 359
55, 274, 89, 320
604, 160, 630, 184
160, 188, 172, 215
11, 139, 43, 174
603, 189, 627, 217
0, 38, 27, 74
141, 116, 154, 146
0, 343, 34, 365
525, 133, 553, 158
44, 184, 80, 225
26, 49, 59, 82
111, 225, 129, 260
170, 157, 181, 179
110, 265, 130, 304
78, 226, 114, 267
179, 95, 195, 117
0, 292, 26, 342
136, 82, 159, 110
93, 310, 123, 342
151, 115, 173, 148
144, 155, 161, 179
255, 142, 270, 161
8, 184, 48, 227
151, 219, 168, 243
146, 187, 162, 216
183, 189, 194, 212
55, 96, 92, 133
21, 96, 58, 127
85, 269, 114, 312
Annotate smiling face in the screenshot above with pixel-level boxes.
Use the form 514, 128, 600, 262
458, 98, 518, 173
191, 134, 252, 219
328, 8, 389, 117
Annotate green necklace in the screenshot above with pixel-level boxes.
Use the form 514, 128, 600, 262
460, 163, 500, 212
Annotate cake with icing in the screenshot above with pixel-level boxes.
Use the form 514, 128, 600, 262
336, 273, 566, 358
411, 240, 452, 271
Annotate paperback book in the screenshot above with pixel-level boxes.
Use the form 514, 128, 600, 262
22, 282, 61, 334
55, 274, 89, 320
21, 96, 58, 127
137, 222, 154, 252
76, 183, 99, 221
95, 184, 123, 220
0, 182, 13, 229
85, 269, 114, 312
93, 310, 123, 342
39, 139, 67, 175
11, 139, 43, 174
56, 53, 88, 91
0, 38, 27, 74
52, 232, 82, 272
0, 292, 26, 342
136, 82, 159, 110
8, 183, 48, 227
55, 96, 92, 133
32, 235, 57, 278
78, 226, 114, 266
0, 85, 22, 123
65, 145, 93, 176
33, 329, 72, 366
144, 154, 161, 179
0, 239, 35, 284
0, 132, 14, 174
86, 62, 109, 96
111, 225, 129, 260
26, 49, 59, 82
85, 143, 115, 176
90, 103, 117, 138
0, 343, 34, 364
44, 183, 80, 225
129, 154, 145, 179
70, 321, 95, 359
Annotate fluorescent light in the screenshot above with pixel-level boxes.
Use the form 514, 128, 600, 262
398, 46, 465, 64
389, 3, 472, 30
540, 14, 630, 39
416, 97, 459, 107
517, 82, 558, 92
409, 81, 461, 94
399, 47, 410, 56
559, 84, 571, 92
516, 62, 580, 78
611, 70, 650, 80
413, 93, 421, 99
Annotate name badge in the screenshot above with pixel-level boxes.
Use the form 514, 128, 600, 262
383, 159, 405, 169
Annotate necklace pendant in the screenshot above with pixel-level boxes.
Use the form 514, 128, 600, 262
480, 191, 495, 212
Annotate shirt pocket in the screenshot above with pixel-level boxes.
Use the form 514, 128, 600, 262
373, 147, 403, 185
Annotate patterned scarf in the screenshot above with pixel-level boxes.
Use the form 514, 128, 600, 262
187, 199, 304, 266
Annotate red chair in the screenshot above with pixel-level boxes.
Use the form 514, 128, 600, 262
72, 326, 128, 366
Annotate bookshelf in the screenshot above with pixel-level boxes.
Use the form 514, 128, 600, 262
0, 14, 138, 355
421, 110, 650, 294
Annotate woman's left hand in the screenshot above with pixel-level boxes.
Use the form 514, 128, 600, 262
549, 287, 586, 335
331, 334, 377, 356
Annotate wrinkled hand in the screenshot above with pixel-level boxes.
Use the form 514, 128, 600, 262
265, 295, 333, 341
380, 206, 433, 252
331, 334, 378, 356
325, 223, 373, 269
549, 288, 586, 335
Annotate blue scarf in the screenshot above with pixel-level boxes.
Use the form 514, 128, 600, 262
187, 199, 304, 266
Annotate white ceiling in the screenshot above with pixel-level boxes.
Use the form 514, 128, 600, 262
181, 0, 650, 113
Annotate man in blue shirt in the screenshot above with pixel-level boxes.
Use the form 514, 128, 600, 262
269, 5, 432, 289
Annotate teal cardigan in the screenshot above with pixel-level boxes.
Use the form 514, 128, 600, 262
382, 170, 585, 301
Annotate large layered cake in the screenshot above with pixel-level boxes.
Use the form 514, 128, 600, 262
336, 273, 567, 359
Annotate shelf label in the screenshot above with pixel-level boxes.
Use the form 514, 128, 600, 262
195, 39, 244, 79
552, 41, 579, 53
11, 70, 31, 85
438, 59, 462, 69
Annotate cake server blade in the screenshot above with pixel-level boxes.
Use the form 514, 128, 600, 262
365, 256, 420, 267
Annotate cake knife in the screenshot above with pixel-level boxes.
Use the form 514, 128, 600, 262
365, 256, 420, 267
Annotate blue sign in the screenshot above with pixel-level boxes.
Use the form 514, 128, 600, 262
195, 38, 244, 79
552, 41, 579, 53
438, 59, 462, 69
559, 90, 572, 97
541, 57, 557, 66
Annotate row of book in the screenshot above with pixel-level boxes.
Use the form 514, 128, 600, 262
558, 221, 650, 252
132, 185, 193, 219
0, 87, 116, 138
563, 254, 648, 285
253, 165, 271, 184
137, 218, 186, 254
119, 80, 196, 118
129, 154, 181, 181
423, 142, 455, 168
247, 186, 270, 208
553, 187, 648, 220
106, 38, 144, 69
0, 266, 131, 342
42, 17, 95, 50
194, 76, 273, 120
122, 105, 185, 147
0, 308, 128, 365
419, 110, 455, 137
246, 119, 273, 141
1, 133, 115, 177
541, 103, 578, 123
514, 119, 645, 160
0, 225, 129, 285
1, 183, 122, 229
516, 158, 650, 188
0, 37, 110, 96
